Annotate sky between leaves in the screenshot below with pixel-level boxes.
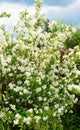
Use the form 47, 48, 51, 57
0, 0, 80, 28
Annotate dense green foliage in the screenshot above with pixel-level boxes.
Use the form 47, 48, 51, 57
64, 28, 80, 48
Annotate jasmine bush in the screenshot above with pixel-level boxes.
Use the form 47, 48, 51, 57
0, 0, 80, 130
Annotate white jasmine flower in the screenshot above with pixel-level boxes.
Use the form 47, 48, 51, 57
6, 56, 12, 63
44, 106, 49, 111
34, 116, 41, 123
23, 117, 32, 125
43, 97, 47, 101
19, 91, 23, 95
25, 71, 31, 77
53, 113, 56, 117
58, 108, 63, 114
27, 108, 33, 113
14, 119, 19, 125
36, 87, 41, 93
38, 97, 42, 101
42, 85, 47, 90
10, 104, 16, 110
17, 80, 22, 85
23, 89, 29, 94
15, 113, 21, 119
68, 84, 80, 93
43, 116, 48, 121
8, 73, 13, 77
24, 80, 30, 85
76, 70, 80, 75
0, 112, 5, 118
55, 104, 59, 109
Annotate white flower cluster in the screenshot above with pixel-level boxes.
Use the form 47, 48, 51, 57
0, 0, 80, 129
68, 84, 80, 94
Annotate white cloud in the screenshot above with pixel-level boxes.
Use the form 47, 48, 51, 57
0, 2, 35, 28
43, 0, 80, 25
0, 0, 80, 28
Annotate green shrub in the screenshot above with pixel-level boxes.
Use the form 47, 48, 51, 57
0, 0, 80, 129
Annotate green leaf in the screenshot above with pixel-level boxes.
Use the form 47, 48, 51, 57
0, 84, 2, 91
0, 93, 2, 102
0, 84, 2, 102
0, 12, 11, 18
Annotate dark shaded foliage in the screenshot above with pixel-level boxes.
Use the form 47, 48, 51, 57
64, 29, 80, 48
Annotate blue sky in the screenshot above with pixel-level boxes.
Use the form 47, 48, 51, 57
0, 0, 76, 6
0, 0, 80, 27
